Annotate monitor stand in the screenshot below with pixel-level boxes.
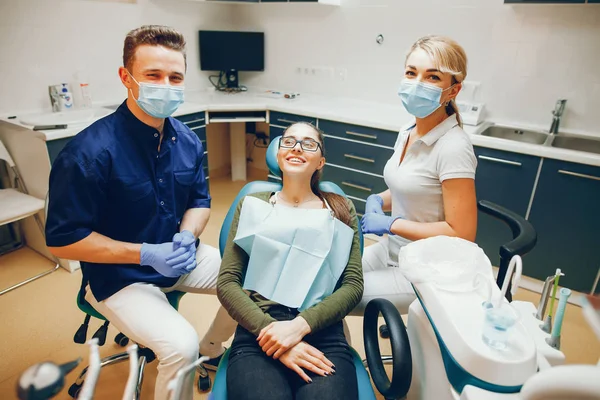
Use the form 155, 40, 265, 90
225, 69, 239, 89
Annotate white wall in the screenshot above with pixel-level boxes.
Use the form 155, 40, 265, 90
0, 0, 236, 114
234, 0, 600, 136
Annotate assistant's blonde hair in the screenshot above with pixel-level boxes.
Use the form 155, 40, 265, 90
406, 35, 468, 127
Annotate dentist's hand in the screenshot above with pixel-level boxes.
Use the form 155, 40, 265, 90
168, 230, 197, 273
140, 242, 189, 278
365, 194, 384, 215
361, 213, 402, 236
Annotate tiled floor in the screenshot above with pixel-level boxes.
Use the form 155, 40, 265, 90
0, 172, 598, 399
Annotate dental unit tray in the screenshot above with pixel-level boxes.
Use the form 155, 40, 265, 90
412, 279, 538, 394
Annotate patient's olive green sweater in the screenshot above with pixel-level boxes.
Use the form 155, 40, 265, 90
216, 191, 364, 336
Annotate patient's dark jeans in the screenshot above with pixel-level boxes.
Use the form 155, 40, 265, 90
226, 306, 358, 400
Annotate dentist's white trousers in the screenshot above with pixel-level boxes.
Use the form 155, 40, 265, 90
85, 243, 237, 400
352, 236, 416, 316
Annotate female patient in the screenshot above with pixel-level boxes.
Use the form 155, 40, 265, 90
217, 122, 363, 400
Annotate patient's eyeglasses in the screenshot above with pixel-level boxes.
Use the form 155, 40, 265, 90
279, 136, 322, 152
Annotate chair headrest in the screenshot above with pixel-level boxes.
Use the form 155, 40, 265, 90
266, 136, 282, 178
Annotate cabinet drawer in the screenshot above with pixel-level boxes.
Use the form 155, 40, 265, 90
325, 135, 392, 175
474, 146, 540, 216
202, 155, 209, 178
176, 112, 206, 128
351, 198, 366, 217
191, 125, 207, 148
319, 119, 398, 148
322, 165, 387, 201
269, 111, 316, 128
269, 125, 285, 143
47, 137, 73, 165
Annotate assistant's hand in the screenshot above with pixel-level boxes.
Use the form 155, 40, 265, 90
167, 230, 197, 273
140, 242, 189, 278
257, 317, 311, 359
279, 341, 335, 383
360, 213, 401, 236
365, 194, 384, 215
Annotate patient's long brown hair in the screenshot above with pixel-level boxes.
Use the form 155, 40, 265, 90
281, 122, 353, 227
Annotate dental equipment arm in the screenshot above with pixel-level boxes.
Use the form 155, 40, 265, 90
167, 356, 210, 400
121, 345, 139, 400
78, 339, 100, 400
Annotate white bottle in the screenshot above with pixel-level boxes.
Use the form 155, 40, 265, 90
59, 84, 73, 111
75, 71, 93, 109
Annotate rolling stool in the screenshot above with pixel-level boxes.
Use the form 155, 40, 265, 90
67, 289, 211, 398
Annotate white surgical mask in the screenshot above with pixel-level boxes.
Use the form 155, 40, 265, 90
127, 71, 184, 118
398, 79, 454, 118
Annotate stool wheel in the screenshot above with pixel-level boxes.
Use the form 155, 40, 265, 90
68, 383, 82, 398
197, 374, 211, 392
379, 324, 390, 339
115, 333, 129, 347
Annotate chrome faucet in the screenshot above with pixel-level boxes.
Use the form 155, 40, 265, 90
549, 99, 567, 134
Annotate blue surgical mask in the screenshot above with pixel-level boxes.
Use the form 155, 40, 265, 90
398, 79, 454, 118
128, 71, 185, 118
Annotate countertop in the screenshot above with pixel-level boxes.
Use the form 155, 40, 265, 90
2, 88, 599, 167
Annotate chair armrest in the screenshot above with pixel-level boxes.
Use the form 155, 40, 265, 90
477, 200, 537, 259
363, 298, 412, 399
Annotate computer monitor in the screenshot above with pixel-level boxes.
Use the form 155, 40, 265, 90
199, 30, 265, 89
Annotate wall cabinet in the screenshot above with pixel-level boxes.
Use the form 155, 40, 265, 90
505, 0, 585, 4
525, 159, 600, 293
473, 146, 541, 267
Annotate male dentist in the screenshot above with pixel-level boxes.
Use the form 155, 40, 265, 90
46, 25, 236, 400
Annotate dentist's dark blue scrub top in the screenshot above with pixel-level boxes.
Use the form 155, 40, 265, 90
46, 101, 210, 301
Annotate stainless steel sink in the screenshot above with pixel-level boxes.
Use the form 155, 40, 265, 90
550, 134, 600, 155
480, 126, 549, 145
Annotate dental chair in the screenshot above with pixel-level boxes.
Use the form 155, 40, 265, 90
208, 136, 412, 400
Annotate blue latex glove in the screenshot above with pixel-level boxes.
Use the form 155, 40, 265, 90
361, 213, 402, 236
365, 194, 384, 215
168, 230, 198, 273
140, 242, 189, 278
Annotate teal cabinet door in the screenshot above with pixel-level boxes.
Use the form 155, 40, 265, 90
47, 137, 73, 165
473, 146, 541, 266
527, 159, 600, 293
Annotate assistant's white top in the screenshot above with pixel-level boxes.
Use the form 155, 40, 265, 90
383, 114, 477, 263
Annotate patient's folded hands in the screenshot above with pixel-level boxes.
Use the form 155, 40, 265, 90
278, 341, 336, 383
258, 317, 312, 359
